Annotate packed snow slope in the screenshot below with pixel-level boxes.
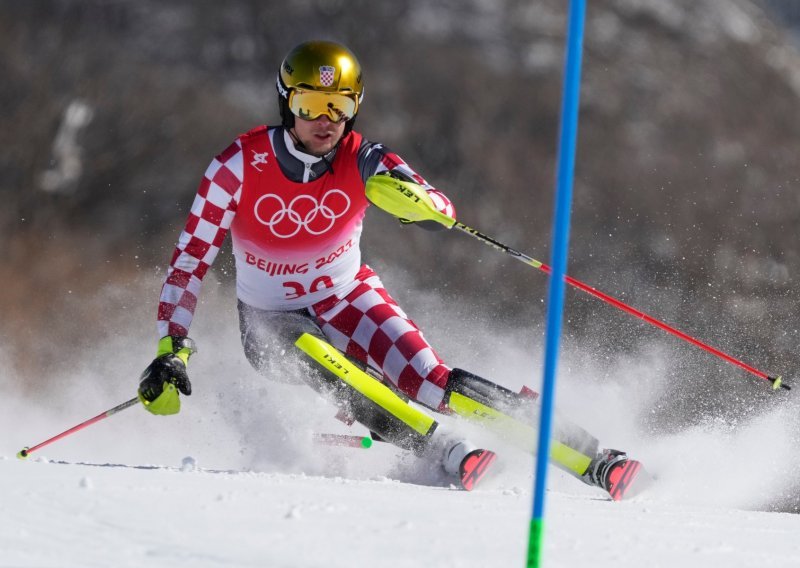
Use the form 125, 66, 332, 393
3, 446, 800, 568
4, 291, 800, 567
5, 331, 800, 568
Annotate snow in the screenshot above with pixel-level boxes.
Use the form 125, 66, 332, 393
3, 449, 800, 567
4, 297, 800, 567
5, 366, 800, 567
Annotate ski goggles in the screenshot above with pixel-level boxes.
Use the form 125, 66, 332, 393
288, 89, 359, 123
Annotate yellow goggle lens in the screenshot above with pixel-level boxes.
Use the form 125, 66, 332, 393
288, 90, 358, 123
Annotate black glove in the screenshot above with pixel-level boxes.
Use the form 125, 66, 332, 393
138, 336, 196, 415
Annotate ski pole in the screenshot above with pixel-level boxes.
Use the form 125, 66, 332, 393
364, 175, 790, 391
313, 433, 374, 449
450, 222, 788, 391
17, 397, 141, 459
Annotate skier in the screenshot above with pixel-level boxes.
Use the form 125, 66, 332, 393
137, 40, 644, 498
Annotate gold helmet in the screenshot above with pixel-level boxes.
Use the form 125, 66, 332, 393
276, 40, 364, 129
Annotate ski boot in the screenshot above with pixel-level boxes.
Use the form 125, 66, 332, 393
583, 448, 651, 501
443, 440, 497, 491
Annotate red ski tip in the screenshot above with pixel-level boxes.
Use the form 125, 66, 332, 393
519, 385, 540, 401
459, 449, 497, 491
606, 459, 651, 501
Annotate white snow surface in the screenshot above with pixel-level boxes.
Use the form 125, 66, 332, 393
3, 442, 800, 568
4, 297, 800, 567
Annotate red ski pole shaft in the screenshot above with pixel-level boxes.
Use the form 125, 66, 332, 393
17, 397, 140, 459
312, 433, 374, 449
452, 222, 789, 391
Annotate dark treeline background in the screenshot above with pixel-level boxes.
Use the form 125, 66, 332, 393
3, 0, 800, 505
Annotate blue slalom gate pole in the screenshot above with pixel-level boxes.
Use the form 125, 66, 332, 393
527, 1, 586, 567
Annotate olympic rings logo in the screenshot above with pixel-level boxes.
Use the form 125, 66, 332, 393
253, 189, 351, 238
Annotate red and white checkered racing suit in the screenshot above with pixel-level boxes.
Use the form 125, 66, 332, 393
157, 126, 456, 409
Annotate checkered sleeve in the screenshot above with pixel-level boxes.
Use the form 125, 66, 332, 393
357, 140, 456, 219
157, 140, 244, 338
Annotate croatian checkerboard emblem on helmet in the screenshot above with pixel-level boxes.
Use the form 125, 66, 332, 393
319, 65, 335, 87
